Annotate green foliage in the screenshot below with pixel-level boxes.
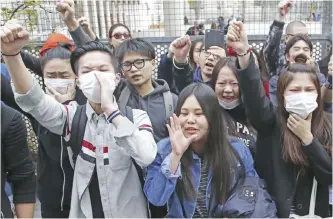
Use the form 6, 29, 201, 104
1, 0, 42, 31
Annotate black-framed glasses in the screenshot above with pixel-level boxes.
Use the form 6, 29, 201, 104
120, 59, 152, 71
200, 49, 220, 60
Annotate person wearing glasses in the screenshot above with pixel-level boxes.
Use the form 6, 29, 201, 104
116, 38, 178, 217
108, 23, 132, 54
170, 35, 226, 92
116, 38, 178, 143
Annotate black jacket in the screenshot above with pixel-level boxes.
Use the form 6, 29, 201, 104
1, 74, 78, 216
1, 103, 36, 218
238, 54, 332, 218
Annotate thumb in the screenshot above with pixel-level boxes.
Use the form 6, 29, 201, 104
17, 30, 29, 39
235, 21, 245, 31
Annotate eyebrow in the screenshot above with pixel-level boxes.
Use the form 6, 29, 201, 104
81, 64, 109, 69
46, 71, 69, 74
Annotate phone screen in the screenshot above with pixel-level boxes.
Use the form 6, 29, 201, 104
204, 29, 224, 51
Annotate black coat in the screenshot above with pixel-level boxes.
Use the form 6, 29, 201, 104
238, 54, 332, 218
1, 74, 86, 217
1, 103, 36, 218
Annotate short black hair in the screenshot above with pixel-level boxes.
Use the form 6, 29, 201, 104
116, 38, 155, 63
40, 44, 72, 70
70, 41, 117, 75
286, 21, 307, 34
285, 34, 313, 56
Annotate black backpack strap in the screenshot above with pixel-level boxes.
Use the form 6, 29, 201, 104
69, 104, 88, 163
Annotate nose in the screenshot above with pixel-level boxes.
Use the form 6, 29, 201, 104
187, 113, 196, 124
207, 54, 214, 61
130, 64, 138, 73
121, 35, 125, 40
224, 84, 233, 93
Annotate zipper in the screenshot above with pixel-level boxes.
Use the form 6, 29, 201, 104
60, 137, 65, 211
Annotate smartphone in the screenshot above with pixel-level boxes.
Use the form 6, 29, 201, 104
204, 29, 224, 51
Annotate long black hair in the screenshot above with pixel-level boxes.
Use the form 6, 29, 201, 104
175, 83, 245, 204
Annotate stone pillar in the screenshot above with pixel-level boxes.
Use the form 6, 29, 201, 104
98, 0, 106, 38
91, 0, 100, 37
105, 1, 111, 32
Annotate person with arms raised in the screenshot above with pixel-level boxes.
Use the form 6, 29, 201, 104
1, 21, 157, 218
227, 20, 332, 217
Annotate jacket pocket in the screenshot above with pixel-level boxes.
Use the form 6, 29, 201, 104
108, 147, 131, 170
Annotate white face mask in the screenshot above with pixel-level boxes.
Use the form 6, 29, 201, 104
44, 78, 75, 95
78, 71, 116, 104
285, 93, 318, 119
218, 99, 240, 110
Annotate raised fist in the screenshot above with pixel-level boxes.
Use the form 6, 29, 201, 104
226, 20, 250, 55
170, 35, 191, 63
78, 17, 90, 31
278, 0, 292, 17
56, 0, 75, 23
0, 20, 29, 55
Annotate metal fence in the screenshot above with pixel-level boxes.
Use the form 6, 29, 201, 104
1, 0, 332, 40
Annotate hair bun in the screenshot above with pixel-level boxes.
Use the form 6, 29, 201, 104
294, 54, 308, 64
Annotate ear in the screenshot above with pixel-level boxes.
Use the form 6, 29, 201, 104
151, 59, 157, 71
115, 73, 121, 86
285, 53, 290, 62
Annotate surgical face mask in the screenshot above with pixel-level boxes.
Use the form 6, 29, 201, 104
285, 93, 318, 119
218, 99, 240, 110
44, 78, 75, 95
78, 71, 116, 104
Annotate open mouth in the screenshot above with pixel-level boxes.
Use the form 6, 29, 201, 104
205, 62, 214, 68
185, 127, 198, 135
222, 96, 235, 102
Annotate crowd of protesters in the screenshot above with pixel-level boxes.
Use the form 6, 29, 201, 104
1, 0, 332, 218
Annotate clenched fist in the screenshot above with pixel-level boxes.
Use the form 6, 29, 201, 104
278, 0, 292, 17
56, 0, 75, 24
0, 20, 29, 55
170, 35, 192, 63
226, 20, 250, 55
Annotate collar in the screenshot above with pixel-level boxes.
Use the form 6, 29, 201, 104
85, 101, 107, 121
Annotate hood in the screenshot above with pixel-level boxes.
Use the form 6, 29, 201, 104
193, 67, 203, 82
126, 79, 171, 98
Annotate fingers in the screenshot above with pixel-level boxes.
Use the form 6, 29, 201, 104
170, 116, 176, 132
288, 114, 298, 125
173, 36, 190, 48
45, 84, 60, 96
173, 114, 181, 131
166, 124, 173, 136
1, 22, 28, 43
95, 72, 105, 87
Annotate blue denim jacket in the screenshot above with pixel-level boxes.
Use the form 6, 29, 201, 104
144, 137, 257, 218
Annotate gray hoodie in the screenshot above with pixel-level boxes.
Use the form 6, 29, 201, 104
122, 79, 178, 142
